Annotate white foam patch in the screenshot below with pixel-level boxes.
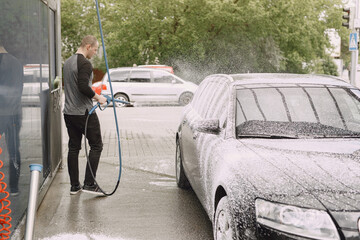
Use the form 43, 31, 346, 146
149, 181, 177, 187
40, 233, 129, 240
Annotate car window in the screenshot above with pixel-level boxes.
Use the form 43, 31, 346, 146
197, 81, 218, 118
236, 86, 360, 138
350, 89, 360, 99
153, 71, 179, 83
306, 88, 344, 129
253, 88, 289, 121
110, 71, 129, 82
191, 77, 229, 125
129, 71, 151, 83
205, 80, 229, 120
331, 88, 360, 125
191, 80, 210, 112
281, 88, 317, 123
236, 89, 265, 123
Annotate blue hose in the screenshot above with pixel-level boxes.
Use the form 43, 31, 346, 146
82, 0, 127, 196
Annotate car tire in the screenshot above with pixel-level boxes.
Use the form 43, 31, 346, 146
175, 139, 190, 189
179, 92, 193, 106
214, 196, 236, 240
114, 93, 129, 107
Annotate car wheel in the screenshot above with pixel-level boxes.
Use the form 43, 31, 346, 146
114, 93, 129, 107
214, 196, 236, 240
175, 139, 190, 189
179, 92, 193, 106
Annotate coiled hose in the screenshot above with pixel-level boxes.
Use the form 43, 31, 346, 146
0, 135, 12, 239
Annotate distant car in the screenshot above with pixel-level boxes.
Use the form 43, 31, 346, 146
176, 73, 360, 240
137, 65, 174, 74
92, 67, 197, 107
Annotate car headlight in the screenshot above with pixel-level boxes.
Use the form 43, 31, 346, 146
255, 198, 340, 240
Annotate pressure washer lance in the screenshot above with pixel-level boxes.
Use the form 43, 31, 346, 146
84, 95, 129, 196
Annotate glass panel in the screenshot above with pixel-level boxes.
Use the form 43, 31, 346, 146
330, 88, 360, 132
110, 71, 129, 82
153, 70, 177, 83
236, 89, 264, 123
236, 98, 246, 125
198, 81, 217, 118
253, 88, 288, 121
306, 88, 344, 129
0, 0, 52, 235
205, 80, 228, 120
282, 88, 317, 122
129, 71, 150, 82
236, 87, 360, 138
192, 80, 208, 112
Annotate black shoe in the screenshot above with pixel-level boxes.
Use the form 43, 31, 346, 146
82, 183, 103, 195
10, 190, 20, 197
70, 185, 82, 195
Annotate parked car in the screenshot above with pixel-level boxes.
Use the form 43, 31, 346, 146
92, 67, 197, 106
176, 73, 360, 240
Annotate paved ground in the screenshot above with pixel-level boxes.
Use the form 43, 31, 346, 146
32, 106, 213, 240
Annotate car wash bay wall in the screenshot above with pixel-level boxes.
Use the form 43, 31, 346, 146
0, 0, 62, 237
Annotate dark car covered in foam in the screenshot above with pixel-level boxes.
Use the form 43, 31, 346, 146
175, 73, 360, 240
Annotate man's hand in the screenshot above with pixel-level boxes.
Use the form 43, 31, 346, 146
93, 94, 107, 105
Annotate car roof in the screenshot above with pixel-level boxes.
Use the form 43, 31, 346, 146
214, 73, 354, 88
108, 67, 170, 73
138, 65, 168, 67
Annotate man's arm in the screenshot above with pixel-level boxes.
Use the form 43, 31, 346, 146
77, 56, 106, 104
77, 59, 95, 98
93, 93, 107, 104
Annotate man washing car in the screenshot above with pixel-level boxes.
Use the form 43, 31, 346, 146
63, 35, 107, 195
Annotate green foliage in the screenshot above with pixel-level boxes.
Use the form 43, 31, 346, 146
61, 0, 344, 82
61, 0, 99, 61
322, 56, 339, 76
306, 56, 339, 76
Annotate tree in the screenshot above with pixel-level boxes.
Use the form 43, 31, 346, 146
61, 0, 99, 61
62, 0, 344, 82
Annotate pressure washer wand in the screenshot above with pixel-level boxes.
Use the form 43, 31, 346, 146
89, 95, 129, 115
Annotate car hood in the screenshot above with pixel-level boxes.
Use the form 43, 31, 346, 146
231, 138, 360, 211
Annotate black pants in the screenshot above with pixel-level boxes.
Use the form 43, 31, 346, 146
64, 113, 103, 186
0, 114, 21, 193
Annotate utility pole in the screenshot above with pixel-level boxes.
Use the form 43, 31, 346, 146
344, 0, 360, 87
351, 0, 359, 87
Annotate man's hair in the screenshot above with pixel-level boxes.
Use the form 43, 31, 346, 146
80, 35, 98, 47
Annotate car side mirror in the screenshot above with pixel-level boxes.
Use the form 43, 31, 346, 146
171, 79, 176, 84
194, 119, 220, 134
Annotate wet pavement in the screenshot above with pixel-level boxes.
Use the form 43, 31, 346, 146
32, 106, 213, 240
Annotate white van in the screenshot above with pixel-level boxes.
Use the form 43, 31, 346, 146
92, 67, 198, 107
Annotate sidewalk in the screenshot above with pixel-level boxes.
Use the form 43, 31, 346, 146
30, 106, 213, 240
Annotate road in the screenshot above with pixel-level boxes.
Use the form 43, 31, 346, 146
34, 106, 213, 240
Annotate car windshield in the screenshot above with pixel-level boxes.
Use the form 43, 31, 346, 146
236, 86, 360, 138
